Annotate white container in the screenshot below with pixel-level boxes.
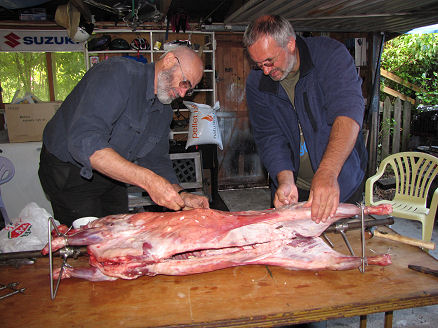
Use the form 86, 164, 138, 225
72, 216, 98, 229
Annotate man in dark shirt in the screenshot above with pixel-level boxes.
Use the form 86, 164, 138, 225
244, 15, 367, 224
39, 46, 209, 226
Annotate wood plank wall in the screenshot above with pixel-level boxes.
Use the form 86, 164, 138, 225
215, 33, 268, 188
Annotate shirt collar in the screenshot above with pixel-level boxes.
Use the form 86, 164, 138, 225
145, 62, 156, 101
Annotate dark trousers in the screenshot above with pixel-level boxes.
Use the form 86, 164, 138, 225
38, 146, 128, 226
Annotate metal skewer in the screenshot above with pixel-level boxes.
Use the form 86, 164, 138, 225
360, 202, 366, 273
48, 217, 82, 300
0, 288, 26, 300
48, 216, 66, 300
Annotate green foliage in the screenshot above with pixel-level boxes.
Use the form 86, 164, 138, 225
0, 52, 85, 103
381, 33, 438, 105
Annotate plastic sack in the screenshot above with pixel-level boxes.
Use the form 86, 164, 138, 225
184, 101, 223, 150
0, 202, 59, 253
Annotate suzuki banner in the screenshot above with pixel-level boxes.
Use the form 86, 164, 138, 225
0, 30, 85, 52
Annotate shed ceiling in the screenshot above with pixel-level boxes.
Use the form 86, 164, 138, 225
224, 0, 438, 33
0, 0, 437, 34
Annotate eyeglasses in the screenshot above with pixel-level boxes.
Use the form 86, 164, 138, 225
175, 57, 194, 96
254, 49, 282, 69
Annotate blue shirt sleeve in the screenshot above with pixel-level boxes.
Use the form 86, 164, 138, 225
317, 40, 365, 128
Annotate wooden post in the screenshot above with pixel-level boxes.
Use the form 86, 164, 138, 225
381, 97, 392, 159
368, 109, 379, 176
360, 314, 367, 328
402, 100, 411, 151
384, 310, 393, 328
392, 97, 401, 153
45, 52, 55, 101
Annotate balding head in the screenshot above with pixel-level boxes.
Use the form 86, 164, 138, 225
154, 46, 204, 104
170, 46, 204, 83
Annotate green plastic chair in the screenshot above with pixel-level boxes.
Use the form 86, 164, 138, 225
365, 152, 438, 243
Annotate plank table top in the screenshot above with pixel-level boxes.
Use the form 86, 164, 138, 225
1, 226, 437, 327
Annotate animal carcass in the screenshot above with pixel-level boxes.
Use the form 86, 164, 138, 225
42, 202, 392, 281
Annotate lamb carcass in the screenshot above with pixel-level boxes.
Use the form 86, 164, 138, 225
42, 202, 392, 281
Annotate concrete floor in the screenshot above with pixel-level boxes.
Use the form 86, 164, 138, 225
218, 187, 438, 328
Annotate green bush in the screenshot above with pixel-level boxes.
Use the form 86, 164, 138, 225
381, 33, 438, 106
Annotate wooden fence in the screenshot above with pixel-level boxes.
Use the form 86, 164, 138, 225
378, 69, 423, 162
379, 96, 413, 160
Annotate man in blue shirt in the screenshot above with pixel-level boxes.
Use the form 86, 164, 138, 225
39, 46, 209, 226
244, 15, 367, 224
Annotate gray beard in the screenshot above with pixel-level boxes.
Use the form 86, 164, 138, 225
276, 51, 298, 81
157, 66, 178, 104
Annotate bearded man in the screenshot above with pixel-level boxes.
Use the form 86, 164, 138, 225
39, 46, 209, 226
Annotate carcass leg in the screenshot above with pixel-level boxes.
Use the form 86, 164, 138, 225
53, 267, 117, 281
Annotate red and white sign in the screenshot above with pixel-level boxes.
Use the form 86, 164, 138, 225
0, 30, 85, 52
7, 222, 32, 239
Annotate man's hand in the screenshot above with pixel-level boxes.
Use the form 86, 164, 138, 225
179, 192, 210, 210
274, 170, 298, 208
143, 175, 186, 211
304, 169, 340, 223
89, 148, 185, 211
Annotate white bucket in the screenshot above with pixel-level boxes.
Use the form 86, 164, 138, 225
72, 216, 98, 229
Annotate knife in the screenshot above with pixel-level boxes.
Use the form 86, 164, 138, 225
408, 264, 438, 277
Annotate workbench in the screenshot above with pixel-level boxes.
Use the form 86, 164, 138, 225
1, 227, 437, 328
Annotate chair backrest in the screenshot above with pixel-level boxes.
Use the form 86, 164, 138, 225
379, 152, 438, 207
0, 156, 15, 185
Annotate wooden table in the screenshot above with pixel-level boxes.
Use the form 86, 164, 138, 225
1, 227, 438, 328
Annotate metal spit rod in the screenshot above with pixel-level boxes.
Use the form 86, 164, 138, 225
48, 216, 65, 300
0, 288, 26, 300
360, 203, 366, 273
48, 217, 81, 300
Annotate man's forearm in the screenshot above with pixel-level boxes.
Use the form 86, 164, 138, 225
277, 170, 295, 185
89, 147, 155, 189
318, 116, 360, 177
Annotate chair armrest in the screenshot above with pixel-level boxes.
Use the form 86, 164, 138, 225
364, 164, 388, 206
429, 187, 438, 218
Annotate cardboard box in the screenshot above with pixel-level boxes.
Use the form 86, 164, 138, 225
5, 102, 61, 142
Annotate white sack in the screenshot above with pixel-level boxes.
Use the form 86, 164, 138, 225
0, 202, 59, 253
184, 101, 223, 150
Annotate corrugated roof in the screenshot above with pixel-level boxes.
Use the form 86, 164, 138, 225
224, 0, 438, 33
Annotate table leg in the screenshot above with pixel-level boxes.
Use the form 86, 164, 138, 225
384, 311, 393, 328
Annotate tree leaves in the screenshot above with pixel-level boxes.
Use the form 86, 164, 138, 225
0, 52, 85, 103
381, 34, 438, 105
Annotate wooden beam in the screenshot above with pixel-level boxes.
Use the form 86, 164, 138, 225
45, 52, 55, 101
380, 69, 424, 93
380, 86, 415, 105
